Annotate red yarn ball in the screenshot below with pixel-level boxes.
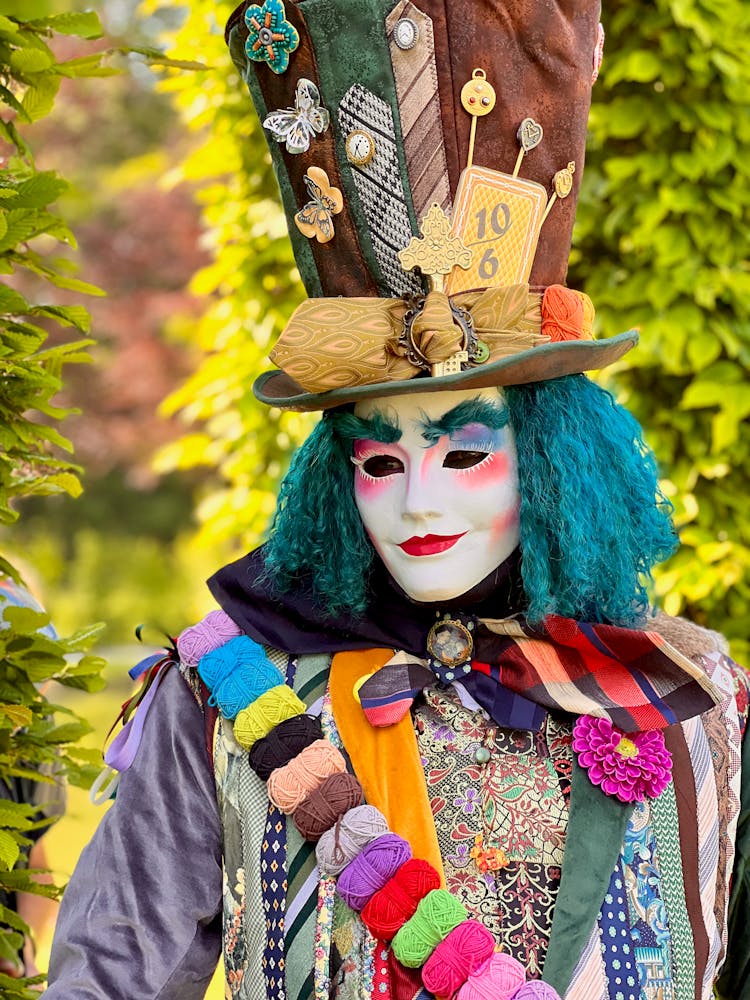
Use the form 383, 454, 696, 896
361, 858, 441, 938
422, 920, 495, 996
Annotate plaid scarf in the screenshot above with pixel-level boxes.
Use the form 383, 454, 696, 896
359, 614, 721, 733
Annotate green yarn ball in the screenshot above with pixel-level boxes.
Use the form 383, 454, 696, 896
391, 889, 467, 967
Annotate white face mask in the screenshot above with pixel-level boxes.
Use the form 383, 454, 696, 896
352, 388, 521, 603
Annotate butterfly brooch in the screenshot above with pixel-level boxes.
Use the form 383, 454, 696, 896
294, 167, 344, 244
263, 78, 330, 155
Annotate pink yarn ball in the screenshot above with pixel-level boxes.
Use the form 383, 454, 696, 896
511, 982, 562, 1000
457, 951, 526, 1000
421, 920, 495, 996
177, 610, 241, 667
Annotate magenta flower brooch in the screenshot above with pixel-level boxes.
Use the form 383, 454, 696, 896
572, 716, 673, 804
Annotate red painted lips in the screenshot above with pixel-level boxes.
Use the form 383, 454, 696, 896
397, 533, 468, 557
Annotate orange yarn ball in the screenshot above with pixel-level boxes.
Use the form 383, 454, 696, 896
293, 771, 363, 842
541, 285, 584, 342
267, 739, 346, 814
421, 920, 495, 996
361, 858, 441, 939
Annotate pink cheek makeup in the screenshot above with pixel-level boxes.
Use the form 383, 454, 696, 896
489, 501, 521, 543
457, 450, 510, 490
352, 439, 401, 499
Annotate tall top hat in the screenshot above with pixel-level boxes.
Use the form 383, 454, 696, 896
225, 0, 635, 411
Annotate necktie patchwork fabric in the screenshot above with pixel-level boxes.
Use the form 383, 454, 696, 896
358, 614, 721, 736
338, 84, 423, 297
477, 616, 721, 731
385, 0, 452, 220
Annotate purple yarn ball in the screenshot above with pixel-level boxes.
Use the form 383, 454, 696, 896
511, 982, 562, 1000
337, 833, 411, 911
177, 610, 241, 667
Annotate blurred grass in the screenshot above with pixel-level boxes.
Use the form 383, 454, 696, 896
37, 651, 224, 998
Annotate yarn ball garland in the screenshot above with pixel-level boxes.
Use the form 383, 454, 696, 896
337, 832, 412, 911
234, 685, 306, 749
198, 636, 284, 719
510, 982, 562, 1000
361, 858, 441, 938
421, 920, 495, 996
193, 631, 538, 996
177, 610, 241, 667
249, 713, 323, 780
316, 804, 390, 876
456, 951, 527, 1000
293, 771, 363, 841
391, 889, 467, 967
267, 739, 347, 814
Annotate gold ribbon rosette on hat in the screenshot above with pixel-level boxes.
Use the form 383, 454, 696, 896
271, 284, 565, 392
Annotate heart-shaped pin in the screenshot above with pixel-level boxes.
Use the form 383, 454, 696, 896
518, 117, 543, 152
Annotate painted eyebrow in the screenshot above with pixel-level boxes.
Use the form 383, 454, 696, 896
328, 408, 402, 444
419, 398, 509, 445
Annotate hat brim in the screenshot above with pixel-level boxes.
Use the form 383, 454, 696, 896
253, 330, 639, 411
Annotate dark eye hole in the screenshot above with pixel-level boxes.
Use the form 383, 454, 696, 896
443, 450, 489, 470
362, 455, 405, 477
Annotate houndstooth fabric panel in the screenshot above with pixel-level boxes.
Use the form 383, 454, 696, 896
339, 83, 422, 297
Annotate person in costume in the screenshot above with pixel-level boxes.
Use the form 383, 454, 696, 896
46, 1, 749, 999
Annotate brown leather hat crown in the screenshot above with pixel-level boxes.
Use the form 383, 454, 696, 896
226, 0, 636, 411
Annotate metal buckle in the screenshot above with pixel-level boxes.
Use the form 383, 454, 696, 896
399, 296, 479, 377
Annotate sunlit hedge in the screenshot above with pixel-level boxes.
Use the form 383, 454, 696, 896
151, 0, 750, 659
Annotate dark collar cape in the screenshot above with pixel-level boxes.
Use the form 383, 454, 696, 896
208, 545, 526, 657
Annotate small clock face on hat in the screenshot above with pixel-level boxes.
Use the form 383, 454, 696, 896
393, 17, 419, 50
352, 388, 521, 603
345, 129, 376, 167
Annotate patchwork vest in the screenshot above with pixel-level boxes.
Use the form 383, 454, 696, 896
201, 635, 748, 1000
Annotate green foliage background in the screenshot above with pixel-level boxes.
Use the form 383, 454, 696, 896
572, 0, 750, 660
0, 10, 111, 994
0, 0, 747, 992
149, 0, 750, 660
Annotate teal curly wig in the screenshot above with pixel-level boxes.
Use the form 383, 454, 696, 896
262, 375, 677, 625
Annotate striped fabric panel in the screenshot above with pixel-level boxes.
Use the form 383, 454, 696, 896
385, 0, 452, 219
683, 715, 722, 999
213, 717, 268, 1000
239, 751, 277, 1000
284, 654, 333, 1000
480, 616, 720, 732
260, 652, 297, 1000
338, 84, 423, 298
701, 708, 731, 964
563, 920, 608, 1000
650, 781, 695, 998
701, 651, 745, 967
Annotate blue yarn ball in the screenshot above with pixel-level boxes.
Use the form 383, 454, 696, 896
198, 636, 284, 719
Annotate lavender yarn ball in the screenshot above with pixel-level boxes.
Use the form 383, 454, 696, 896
510, 983, 562, 1000
197, 635, 284, 719
316, 805, 390, 876
177, 610, 241, 667
337, 833, 411, 911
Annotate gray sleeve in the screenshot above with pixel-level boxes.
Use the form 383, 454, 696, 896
45, 667, 223, 999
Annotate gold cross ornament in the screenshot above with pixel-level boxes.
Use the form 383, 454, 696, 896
398, 203, 473, 292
